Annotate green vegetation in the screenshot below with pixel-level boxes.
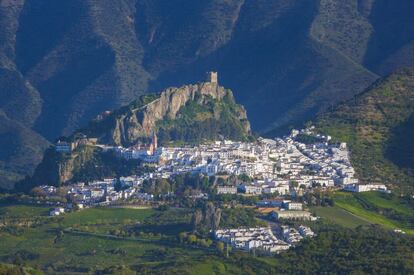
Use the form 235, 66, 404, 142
0, 111, 50, 190
76, 87, 251, 149
0, 204, 49, 219
142, 173, 213, 201
220, 208, 266, 229
316, 68, 414, 193
1, 203, 414, 274
156, 90, 252, 145
313, 191, 414, 234
191, 202, 222, 234
0, 263, 43, 275
0, 204, 270, 274
62, 207, 155, 229
312, 206, 371, 229
276, 225, 414, 274
331, 192, 414, 234
294, 133, 323, 145
0, 205, 198, 273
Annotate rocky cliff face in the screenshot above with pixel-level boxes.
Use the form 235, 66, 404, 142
142, 82, 225, 130
83, 81, 251, 146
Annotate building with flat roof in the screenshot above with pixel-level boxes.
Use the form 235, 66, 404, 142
217, 186, 237, 195
272, 210, 311, 221
286, 202, 303, 211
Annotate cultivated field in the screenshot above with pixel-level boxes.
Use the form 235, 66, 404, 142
314, 192, 414, 234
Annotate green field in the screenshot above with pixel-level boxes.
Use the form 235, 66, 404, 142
60, 207, 156, 235
0, 204, 275, 274
320, 192, 414, 234
356, 192, 413, 214
1, 202, 413, 274
312, 206, 371, 228
0, 204, 49, 218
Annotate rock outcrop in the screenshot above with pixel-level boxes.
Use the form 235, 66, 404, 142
19, 81, 252, 188
82, 81, 251, 146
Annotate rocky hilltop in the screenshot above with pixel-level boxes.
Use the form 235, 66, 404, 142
17, 79, 251, 189
80, 80, 251, 146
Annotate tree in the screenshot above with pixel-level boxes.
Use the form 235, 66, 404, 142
178, 232, 187, 243
216, 177, 225, 185
114, 179, 123, 192
72, 203, 81, 211
187, 234, 197, 244
30, 187, 46, 197
238, 174, 252, 183
216, 242, 225, 254
198, 239, 210, 248
191, 210, 203, 232
212, 208, 222, 231
206, 239, 213, 247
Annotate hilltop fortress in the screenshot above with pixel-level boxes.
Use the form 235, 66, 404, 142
206, 71, 218, 83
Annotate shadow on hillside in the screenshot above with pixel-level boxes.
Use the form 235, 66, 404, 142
385, 113, 414, 175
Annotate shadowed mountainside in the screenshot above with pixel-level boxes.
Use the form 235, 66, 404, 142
315, 68, 414, 193
1, 0, 414, 188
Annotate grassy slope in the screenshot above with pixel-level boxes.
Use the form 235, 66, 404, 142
0, 205, 274, 274
1, 203, 413, 273
316, 68, 414, 193
61, 207, 155, 228
312, 206, 371, 229
0, 204, 49, 218
326, 191, 414, 234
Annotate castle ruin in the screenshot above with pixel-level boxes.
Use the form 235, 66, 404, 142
206, 71, 218, 83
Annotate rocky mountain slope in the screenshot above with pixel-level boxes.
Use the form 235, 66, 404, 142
17, 81, 251, 189
1, 0, 414, 188
78, 81, 251, 146
315, 68, 414, 193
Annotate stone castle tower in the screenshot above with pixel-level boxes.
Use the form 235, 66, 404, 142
206, 71, 218, 83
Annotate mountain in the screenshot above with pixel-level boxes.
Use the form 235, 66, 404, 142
77, 80, 251, 147
1, 0, 414, 188
314, 68, 414, 193
18, 80, 251, 189
0, 110, 50, 189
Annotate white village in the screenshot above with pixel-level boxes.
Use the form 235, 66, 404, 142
38, 123, 389, 254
